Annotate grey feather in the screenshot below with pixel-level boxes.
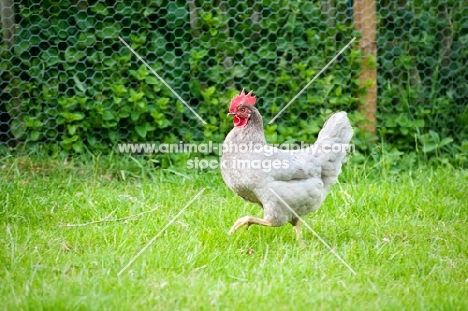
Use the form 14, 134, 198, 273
221, 106, 353, 227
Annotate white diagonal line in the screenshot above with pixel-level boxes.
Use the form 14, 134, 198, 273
268, 188, 357, 275
269, 37, 356, 124
117, 188, 205, 276
118, 36, 207, 125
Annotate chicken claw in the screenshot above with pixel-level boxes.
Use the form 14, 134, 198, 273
228, 216, 273, 234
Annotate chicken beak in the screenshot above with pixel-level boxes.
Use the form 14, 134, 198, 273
227, 112, 235, 116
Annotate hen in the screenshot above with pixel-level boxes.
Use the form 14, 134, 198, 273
221, 89, 353, 239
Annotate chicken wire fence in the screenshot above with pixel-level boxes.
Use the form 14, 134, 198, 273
0, 0, 467, 158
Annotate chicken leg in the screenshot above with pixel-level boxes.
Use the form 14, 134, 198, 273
294, 220, 301, 240
228, 216, 272, 234
294, 221, 307, 247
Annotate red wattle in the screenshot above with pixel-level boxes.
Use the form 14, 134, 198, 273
234, 116, 248, 127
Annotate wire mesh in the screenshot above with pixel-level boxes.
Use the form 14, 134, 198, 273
0, 0, 466, 159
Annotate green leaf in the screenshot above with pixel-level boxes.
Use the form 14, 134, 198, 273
189, 80, 202, 98
158, 119, 171, 128
135, 125, 147, 138
77, 32, 96, 49
422, 143, 437, 153
201, 86, 216, 99
91, 2, 110, 16
257, 47, 276, 60
67, 125, 77, 135
96, 23, 121, 39
129, 89, 145, 102
110, 84, 128, 97
145, 76, 160, 85
41, 48, 60, 66
10, 120, 26, 139
129, 70, 144, 81
30, 130, 41, 141
73, 76, 86, 93
59, 112, 85, 121
72, 141, 84, 153
131, 111, 141, 121
65, 47, 86, 63
335, 86, 342, 96
232, 66, 247, 78
102, 111, 115, 121
162, 53, 176, 67
438, 137, 453, 148
61, 135, 79, 145
137, 65, 148, 79
156, 98, 170, 108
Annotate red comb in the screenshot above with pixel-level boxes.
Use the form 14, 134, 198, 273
229, 89, 256, 112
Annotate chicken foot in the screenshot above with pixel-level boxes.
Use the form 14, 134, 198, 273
228, 216, 272, 234
229, 216, 304, 242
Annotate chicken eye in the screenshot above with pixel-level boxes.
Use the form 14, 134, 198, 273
240, 108, 245, 113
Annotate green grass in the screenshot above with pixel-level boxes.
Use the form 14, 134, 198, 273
1, 156, 467, 310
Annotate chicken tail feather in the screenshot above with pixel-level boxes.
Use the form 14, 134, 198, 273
315, 112, 353, 190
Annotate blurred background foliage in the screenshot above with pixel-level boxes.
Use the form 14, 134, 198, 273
0, 0, 467, 168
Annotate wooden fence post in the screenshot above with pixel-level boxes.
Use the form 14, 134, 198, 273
353, 0, 377, 134
1, 0, 15, 48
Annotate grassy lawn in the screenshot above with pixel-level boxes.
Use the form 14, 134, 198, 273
1, 156, 467, 310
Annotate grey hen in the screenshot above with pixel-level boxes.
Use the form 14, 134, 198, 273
221, 89, 353, 239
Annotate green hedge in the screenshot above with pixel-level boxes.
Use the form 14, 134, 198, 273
377, 0, 468, 163
0, 0, 466, 166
